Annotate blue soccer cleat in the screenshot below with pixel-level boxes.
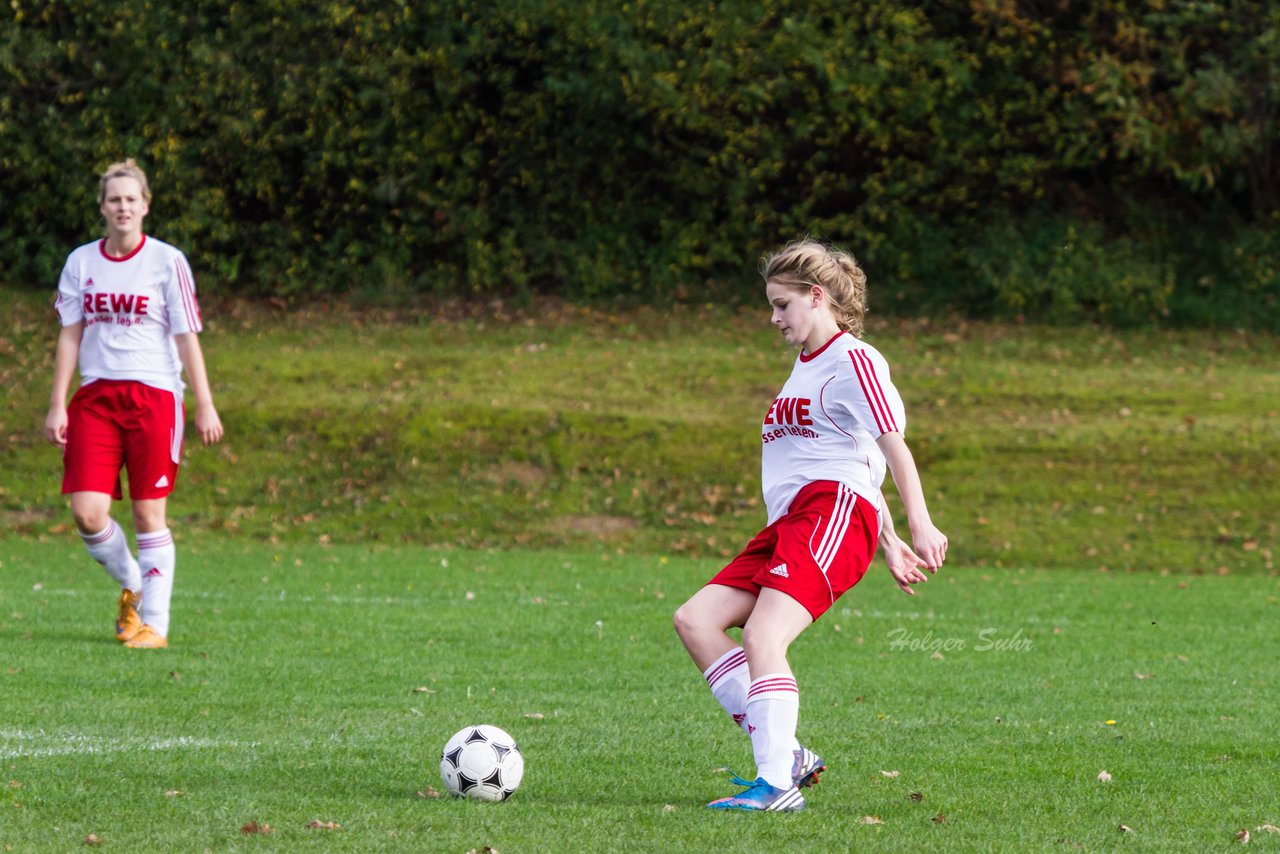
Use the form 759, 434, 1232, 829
707, 777, 806, 812
723, 746, 826, 791
792, 746, 826, 789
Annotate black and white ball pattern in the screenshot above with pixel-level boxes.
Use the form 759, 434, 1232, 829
439, 724, 524, 802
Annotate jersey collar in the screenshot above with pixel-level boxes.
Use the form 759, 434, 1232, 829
99, 234, 147, 262
799, 331, 847, 363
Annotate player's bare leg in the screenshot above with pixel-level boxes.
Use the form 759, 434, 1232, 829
126, 497, 173, 648
675, 584, 758, 734
70, 491, 112, 534
673, 583, 758, 670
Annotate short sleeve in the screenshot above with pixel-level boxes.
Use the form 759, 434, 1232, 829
54, 256, 83, 326
163, 251, 202, 335
834, 346, 907, 437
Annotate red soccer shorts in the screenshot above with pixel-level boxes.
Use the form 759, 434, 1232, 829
708, 480, 878, 621
62, 380, 184, 501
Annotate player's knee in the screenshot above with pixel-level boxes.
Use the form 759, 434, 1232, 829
672, 601, 703, 641
131, 502, 167, 532
70, 504, 107, 534
741, 622, 788, 658
672, 603, 690, 637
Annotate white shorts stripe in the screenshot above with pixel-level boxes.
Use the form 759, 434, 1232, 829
810, 484, 855, 573
169, 390, 183, 464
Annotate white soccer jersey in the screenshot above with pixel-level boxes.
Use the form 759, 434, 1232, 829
54, 235, 202, 395
760, 332, 906, 524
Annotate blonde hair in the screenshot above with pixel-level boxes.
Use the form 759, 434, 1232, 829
762, 238, 868, 337
97, 158, 151, 204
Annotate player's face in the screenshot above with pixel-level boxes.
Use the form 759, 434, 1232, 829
766, 280, 824, 349
100, 177, 149, 240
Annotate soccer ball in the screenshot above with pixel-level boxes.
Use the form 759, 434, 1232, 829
439, 724, 524, 802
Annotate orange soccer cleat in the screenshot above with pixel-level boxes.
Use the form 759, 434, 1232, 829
123, 625, 168, 649
115, 588, 143, 642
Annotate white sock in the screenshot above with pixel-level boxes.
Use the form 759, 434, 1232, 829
702, 647, 751, 734
746, 673, 801, 789
79, 518, 142, 592
137, 528, 176, 637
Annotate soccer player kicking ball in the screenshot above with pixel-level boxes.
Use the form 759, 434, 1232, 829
44, 159, 224, 649
673, 239, 948, 811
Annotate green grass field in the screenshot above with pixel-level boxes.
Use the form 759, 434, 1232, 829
3, 542, 1278, 851
1, 288, 1276, 573
1, 286, 1278, 850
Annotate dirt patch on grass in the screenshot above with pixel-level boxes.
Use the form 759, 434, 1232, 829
546, 515, 638, 536
481, 461, 550, 488
2, 508, 67, 535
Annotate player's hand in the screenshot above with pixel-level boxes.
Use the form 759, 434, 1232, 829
44, 405, 68, 448
194, 404, 224, 446
909, 521, 948, 571
885, 537, 930, 595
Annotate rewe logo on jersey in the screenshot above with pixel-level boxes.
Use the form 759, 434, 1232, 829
83, 292, 150, 316
768, 563, 789, 578
763, 397, 813, 427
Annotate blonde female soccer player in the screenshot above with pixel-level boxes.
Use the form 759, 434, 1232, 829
44, 159, 223, 649
673, 238, 948, 811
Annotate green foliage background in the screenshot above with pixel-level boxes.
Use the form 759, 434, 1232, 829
3, 1, 1278, 326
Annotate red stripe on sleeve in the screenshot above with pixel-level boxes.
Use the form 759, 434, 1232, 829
175, 259, 200, 332
850, 350, 898, 434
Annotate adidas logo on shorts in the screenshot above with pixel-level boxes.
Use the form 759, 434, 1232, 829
154, 475, 169, 488
768, 563, 789, 578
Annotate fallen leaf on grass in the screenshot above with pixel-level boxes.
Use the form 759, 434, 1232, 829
932, 814, 947, 825
1133, 672, 1153, 680
1235, 829, 1250, 844
523, 713, 545, 719
415, 787, 442, 799
163, 790, 184, 797
880, 770, 900, 778
465, 848, 499, 854
663, 804, 677, 813
84, 835, 102, 846
860, 816, 883, 825
1118, 824, 1134, 833
412, 686, 435, 694
1258, 824, 1280, 834
1097, 771, 1112, 782
909, 791, 925, 802
5, 781, 18, 789
307, 820, 341, 830
241, 821, 274, 835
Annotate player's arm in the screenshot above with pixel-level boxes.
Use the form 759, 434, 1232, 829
45, 322, 83, 448
876, 431, 947, 570
174, 332, 224, 446
877, 490, 931, 595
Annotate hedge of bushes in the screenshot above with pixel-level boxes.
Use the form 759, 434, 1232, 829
3, 0, 1277, 327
